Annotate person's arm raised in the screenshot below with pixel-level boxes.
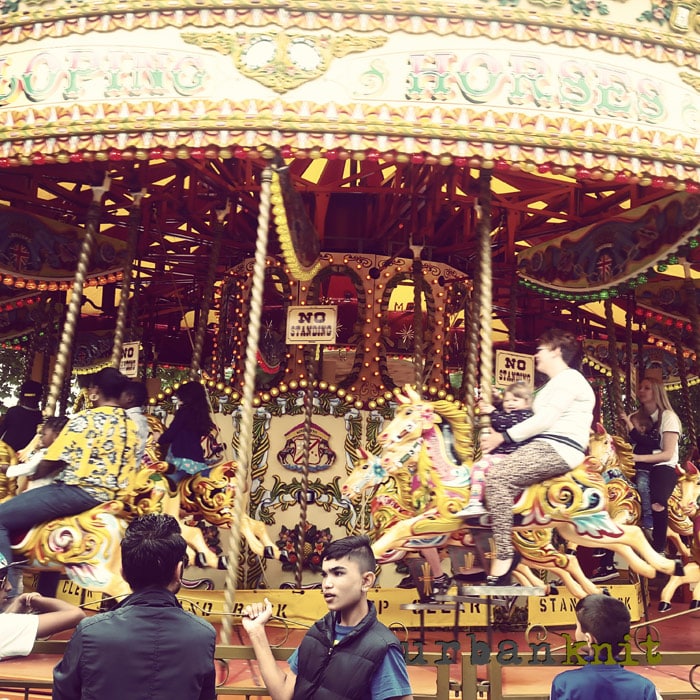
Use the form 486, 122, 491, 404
241, 598, 297, 700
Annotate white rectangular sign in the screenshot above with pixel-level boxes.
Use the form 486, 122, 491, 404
119, 341, 140, 378
286, 306, 337, 345
495, 349, 535, 389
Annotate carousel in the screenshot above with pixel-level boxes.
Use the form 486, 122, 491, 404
0, 0, 699, 697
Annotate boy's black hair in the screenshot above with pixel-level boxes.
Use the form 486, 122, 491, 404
88, 368, 129, 402
575, 594, 631, 658
322, 535, 376, 575
121, 514, 186, 591
121, 380, 148, 409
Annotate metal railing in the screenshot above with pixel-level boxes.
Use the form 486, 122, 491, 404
9, 642, 700, 699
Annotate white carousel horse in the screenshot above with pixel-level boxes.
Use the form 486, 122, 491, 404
364, 386, 682, 587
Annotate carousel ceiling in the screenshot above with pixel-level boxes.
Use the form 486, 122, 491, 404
0, 154, 698, 381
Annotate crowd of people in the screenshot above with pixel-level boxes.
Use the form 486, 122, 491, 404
0, 326, 690, 698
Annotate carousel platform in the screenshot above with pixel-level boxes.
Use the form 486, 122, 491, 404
2, 605, 700, 700
0, 572, 697, 700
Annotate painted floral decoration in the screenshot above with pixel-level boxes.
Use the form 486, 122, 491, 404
276, 523, 332, 572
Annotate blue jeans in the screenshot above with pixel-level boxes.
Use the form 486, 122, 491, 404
0, 482, 101, 567
634, 469, 653, 529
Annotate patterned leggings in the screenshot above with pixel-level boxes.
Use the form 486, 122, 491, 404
484, 440, 572, 559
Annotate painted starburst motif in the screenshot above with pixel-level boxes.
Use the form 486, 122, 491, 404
398, 324, 414, 347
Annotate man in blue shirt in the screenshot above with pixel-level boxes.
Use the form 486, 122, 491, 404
242, 535, 413, 700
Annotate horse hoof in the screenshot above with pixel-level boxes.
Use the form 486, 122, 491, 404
674, 559, 685, 577
547, 584, 559, 596
217, 555, 229, 570
690, 600, 700, 610
658, 601, 672, 612
263, 546, 275, 559
194, 552, 208, 568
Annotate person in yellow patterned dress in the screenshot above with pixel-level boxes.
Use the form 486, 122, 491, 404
0, 367, 140, 572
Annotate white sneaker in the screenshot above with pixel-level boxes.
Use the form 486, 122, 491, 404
455, 503, 487, 518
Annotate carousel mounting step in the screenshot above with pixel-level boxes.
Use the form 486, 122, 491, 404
459, 584, 546, 596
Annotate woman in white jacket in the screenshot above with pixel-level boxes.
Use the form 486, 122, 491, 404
479, 328, 595, 585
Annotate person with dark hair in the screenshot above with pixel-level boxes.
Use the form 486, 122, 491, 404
53, 513, 216, 699
479, 329, 596, 585
158, 381, 216, 483
0, 380, 43, 453
120, 380, 150, 467
242, 534, 413, 700
0, 553, 84, 657
0, 367, 139, 575
7, 416, 68, 493
550, 594, 662, 699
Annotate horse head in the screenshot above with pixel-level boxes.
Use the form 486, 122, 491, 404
675, 457, 700, 516
179, 461, 238, 526
341, 449, 390, 503
379, 386, 438, 449
587, 423, 635, 480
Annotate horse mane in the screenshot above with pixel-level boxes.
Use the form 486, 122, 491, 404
605, 433, 636, 481
431, 399, 473, 464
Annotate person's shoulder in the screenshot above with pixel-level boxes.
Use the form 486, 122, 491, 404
178, 609, 217, 637
550, 665, 585, 688
367, 619, 403, 647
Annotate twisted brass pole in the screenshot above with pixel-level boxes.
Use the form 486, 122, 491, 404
463, 279, 479, 438
295, 362, 315, 590
221, 162, 272, 645
625, 293, 634, 412
476, 169, 493, 437
604, 298, 626, 435
190, 204, 228, 380
675, 341, 697, 450
110, 190, 145, 369
44, 175, 110, 417
682, 261, 700, 368
411, 247, 424, 393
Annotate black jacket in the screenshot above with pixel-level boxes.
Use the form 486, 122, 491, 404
292, 601, 402, 700
53, 588, 216, 700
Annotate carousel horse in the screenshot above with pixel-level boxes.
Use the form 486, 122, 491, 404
369, 386, 681, 583
142, 414, 280, 566
342, 449, 597, 597
658, 458, 700, 611
0, 440, 19, 499
0, 415, 280, 599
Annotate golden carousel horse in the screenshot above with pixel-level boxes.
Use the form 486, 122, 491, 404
342, 450, 582, 593
657, 458, 700, 611
0, 415, 280, 599
364, 386, 682, 587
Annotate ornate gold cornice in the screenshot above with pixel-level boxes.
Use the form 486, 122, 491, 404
0, 99, 698, 181
1, 4, 700, 70
181, 30, 388, 93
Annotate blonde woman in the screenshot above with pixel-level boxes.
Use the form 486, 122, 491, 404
621, 376, 682, 553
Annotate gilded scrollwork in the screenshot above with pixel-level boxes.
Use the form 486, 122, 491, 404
181, 30, 388, 94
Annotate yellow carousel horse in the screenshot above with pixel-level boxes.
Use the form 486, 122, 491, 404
366, 386, 682, 585
657, 457, 700, 611
0, 414, 280, 599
